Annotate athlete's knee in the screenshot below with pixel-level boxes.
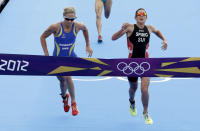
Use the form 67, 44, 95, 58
96, 14, 102, 20
141, 82, 149, 93
129, 82, 138, 90
141, 86, 149, 93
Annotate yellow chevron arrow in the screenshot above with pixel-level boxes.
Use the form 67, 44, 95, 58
154, 74, 174, 77
161, 62, 177, 67
160, 57, 200, 67
157, 67, 200, 74
181, 57, 200, 62
48, 66, 87, 75
90, 67, 102, 70
81, 58, 109, 66
98, 70, 112, 76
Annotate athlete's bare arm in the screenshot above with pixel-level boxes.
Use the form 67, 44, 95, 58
148, 25, 168, 50
40, 24, 58, 56
112, 23, 133, 40
75, 22, 93, 57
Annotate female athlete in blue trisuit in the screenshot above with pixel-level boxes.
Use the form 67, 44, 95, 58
40, 7, 93, 116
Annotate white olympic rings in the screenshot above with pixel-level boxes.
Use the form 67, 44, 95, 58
117, 62, 150, 75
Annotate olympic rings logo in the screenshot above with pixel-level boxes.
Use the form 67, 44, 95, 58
117, 62, 150, 75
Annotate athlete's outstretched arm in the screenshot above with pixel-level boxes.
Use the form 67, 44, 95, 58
148, 25, 168, 50
112, 23, 130, 40
78, 23, 93, 57
40, 25, 57, 56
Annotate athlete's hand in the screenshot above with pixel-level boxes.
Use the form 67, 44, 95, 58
86, 46, 93, 57
161, 40, 168, 50
122, 23, 130, 30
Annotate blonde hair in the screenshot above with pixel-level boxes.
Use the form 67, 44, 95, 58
63, 7, 76, 16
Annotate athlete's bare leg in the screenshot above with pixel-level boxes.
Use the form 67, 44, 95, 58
103, 0, 112, 18
95, 0, 103, 37
57, 76, 67, 99
129, 81, 138, 102
58, 76, 78, 115
63, 76, 75, 103
141, 77, 150, 114
58, 76, 76, 103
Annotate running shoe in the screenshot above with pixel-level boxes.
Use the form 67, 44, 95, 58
98, 35, 103, 43
143, 112, 153, 125
63, 93, 70, 112
129, 104, 137, 116
71, 102, 79, 116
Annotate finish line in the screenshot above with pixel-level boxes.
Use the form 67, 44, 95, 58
0, 53, 200, 77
